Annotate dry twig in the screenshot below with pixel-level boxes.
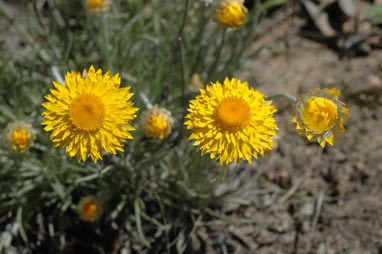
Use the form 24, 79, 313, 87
304, 191, 325, 254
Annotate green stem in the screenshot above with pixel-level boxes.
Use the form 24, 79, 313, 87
190, 5, 208, 74
176, 0, 191, 40
164, 0, 191, 102
178, 38, 186, 108
102, 15, 112, 71
267, 92, 297, 103
207, 29, 226, 82
219, 164, 229, 182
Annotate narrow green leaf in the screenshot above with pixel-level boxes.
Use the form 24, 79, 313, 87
134, 199, 150, 247
17, 207, 28, 243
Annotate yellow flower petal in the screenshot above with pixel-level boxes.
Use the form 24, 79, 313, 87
294, 88, 350, 147
4, 121, 36, 153
41, 66, 139, 162
185, 77, 278, 165
84, 0, 110, 14
215, 0, 247, 30
77, 195, 102, 222
141, 105, 174, 139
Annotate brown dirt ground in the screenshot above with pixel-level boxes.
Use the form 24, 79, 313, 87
194, 20, 382, 254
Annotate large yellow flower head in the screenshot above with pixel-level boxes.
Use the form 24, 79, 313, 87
293, 88, 350, 148
215, 0, 247, 30
41, 66, 139, 163
141, 105, 174, 139
4, 120, 36, 153
77, 195, 102, 222
84, 0, 110, 14
185, 78, 278, 165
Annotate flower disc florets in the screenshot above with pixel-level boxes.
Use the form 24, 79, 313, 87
141, 105, 174, 139
185, 77, 278, 165
77, 195, 102, 222
4, 120, 36, 153
41, 66, 139, 162
84, 0, 110, 14
215, 0, 247, 30
294, 88, 350, 147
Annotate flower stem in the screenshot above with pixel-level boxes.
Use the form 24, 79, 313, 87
178, 38, 186, 108
164, 0, 191, 103
102, 14, 113, 71
207, 29, 227, 82
176, 0, 191, 40
191, 5, 208, 74
267, 92, 297, 103
219, 164, 229, 182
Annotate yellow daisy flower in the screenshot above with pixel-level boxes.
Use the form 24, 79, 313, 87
141, 105, 174, 139
77, 195, 102, 222
84, 0, 110, 14
4, 120, 36, 153
185, 77, 278, 165
41, 66, 139, 163
215, 0, 247, 30
293, 88, 350, 148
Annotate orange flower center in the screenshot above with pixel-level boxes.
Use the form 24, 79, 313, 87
83, 202, 97, 216
145, 115, 169, 139
88, 0, 105, 8
12, 129, 29, 146
70, 93, 106, 131
214, 97, 251, 131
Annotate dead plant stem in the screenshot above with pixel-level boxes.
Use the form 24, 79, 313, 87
304, 191, 325, 254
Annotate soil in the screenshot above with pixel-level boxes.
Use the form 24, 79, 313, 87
194, 18, 382, 254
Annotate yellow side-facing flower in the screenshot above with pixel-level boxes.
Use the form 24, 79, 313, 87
4, 121, 36, 153
215, 0, 247, 30
141, 105, 174, 139
77, 195, 102, 222
84, 0, 110, 14
185, 77, 278, 165
294, 88, 350, 148
41, 66, 139, 163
